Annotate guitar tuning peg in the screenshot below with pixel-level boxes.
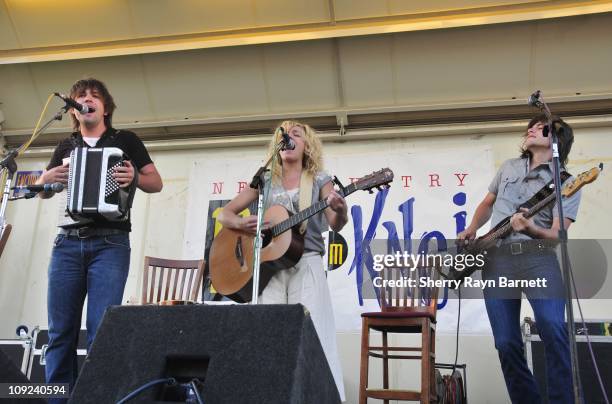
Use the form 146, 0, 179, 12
368, 189, 374, 194
376, 186, 382, 192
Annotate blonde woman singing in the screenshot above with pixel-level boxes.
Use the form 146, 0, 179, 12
218, 120, 347, 401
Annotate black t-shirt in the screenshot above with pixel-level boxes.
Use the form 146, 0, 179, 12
47, 127, 153, 232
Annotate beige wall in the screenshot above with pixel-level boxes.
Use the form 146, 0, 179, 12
1, 122, 610, 403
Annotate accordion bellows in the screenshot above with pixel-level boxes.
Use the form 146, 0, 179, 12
66, 147, 136, 221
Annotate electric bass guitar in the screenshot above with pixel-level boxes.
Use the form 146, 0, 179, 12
448, 163, 603, 284
209, 168, 394, 303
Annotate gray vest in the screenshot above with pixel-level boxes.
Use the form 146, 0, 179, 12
266, 171, 332, 255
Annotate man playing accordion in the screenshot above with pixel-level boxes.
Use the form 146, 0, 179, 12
35, 78, 162, 403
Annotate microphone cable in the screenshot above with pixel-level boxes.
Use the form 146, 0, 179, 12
1, 92, 55, 191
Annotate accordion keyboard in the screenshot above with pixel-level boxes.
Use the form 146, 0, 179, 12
105, 161, 122, 198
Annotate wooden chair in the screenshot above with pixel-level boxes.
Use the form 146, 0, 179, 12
359, 260, 441, 403
141, 257, 206, 304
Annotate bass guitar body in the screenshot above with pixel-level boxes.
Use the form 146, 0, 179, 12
209, 205, 304, 303
446, 223, 501, 283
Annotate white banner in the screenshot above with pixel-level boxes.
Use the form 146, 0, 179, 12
185, 144, 495, 334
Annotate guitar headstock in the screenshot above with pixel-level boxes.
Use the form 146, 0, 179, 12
353, 168, 394, 193
562, 163, 603, 197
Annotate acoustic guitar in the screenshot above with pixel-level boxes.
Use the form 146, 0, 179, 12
448, 163, 603, 284
209, 168, 394, 303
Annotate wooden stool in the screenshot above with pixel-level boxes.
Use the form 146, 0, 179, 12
359, 263, 440, 403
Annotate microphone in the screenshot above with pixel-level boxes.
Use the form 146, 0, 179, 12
13, 183, 64, 193
54, 93, 95, 114
279, 127, 296, 151
527, 90, 541, 107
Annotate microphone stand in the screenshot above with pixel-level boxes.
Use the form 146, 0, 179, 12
249, 138, 285, 304
0, 106, 68, 259
530, 91, 583, 404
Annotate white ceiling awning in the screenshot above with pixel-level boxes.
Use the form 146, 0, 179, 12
2, 0, 612, 64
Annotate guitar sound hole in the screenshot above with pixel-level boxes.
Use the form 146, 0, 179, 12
235, 237, 245, 266
261, 230, 273, 248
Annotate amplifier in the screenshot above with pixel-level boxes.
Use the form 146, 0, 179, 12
27, 327, 88, 383
523, 317, 612, 404
0, 326, 87, 383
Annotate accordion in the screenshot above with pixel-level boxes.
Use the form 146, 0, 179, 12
66, 147, 137, 221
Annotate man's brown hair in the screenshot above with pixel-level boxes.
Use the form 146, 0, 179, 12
520, 113, 574, 166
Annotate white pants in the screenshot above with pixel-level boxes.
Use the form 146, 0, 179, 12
260, 252, 346, 402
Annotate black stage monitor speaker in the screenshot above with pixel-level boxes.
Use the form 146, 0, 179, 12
70, 304, 340, 404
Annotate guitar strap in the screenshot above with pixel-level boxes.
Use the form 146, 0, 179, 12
297, 171, 313, 235
520, 171, 572, 209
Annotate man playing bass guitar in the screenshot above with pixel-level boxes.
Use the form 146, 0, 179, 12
457, 114, 581, 404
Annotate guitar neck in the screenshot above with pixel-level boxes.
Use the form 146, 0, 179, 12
270, 182, 357, 237
474, 164, 602, 245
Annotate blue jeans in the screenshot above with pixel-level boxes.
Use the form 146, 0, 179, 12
483, 250, 572, 404
45, 233, 130, 403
